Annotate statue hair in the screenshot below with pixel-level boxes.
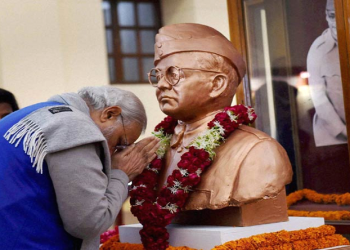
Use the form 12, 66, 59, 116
78, 86, 147, 132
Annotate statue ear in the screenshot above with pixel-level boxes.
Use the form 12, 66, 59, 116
209, 74, 228, 98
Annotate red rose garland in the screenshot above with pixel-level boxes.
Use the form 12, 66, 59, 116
130, 105, 257, 250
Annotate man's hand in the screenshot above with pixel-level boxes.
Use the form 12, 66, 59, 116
111, 137, 160, 181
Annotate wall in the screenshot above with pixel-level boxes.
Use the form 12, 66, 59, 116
0, 0, 108, 108
57, 0, 109, 91
161, 0, 230, 38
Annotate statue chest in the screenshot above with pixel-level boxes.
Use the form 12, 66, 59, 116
158, 145, 188, 189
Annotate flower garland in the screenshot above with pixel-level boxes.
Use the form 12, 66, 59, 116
100, 226, 118, 244
287, 189, 350, 207
287, 189, 350, 220
101, 234, 196, 250
288, 210, 350, 220
100, 225, 349, 250
129, 105, 257, 250
212, 225, 349, 250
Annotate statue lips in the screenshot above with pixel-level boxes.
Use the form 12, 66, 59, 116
159, 95, 175, 102
158, 96, 176, 112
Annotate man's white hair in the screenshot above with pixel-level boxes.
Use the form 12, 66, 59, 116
78, 86, 147, 132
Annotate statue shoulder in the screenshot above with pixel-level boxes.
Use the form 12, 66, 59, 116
236, 124, 272, 140
186, 125, 292, 208
215, 124, 290, 168
245, 125, 288, 154
224, 125, 291, 169
224, 124, 275, 147
228, 126, 293, 204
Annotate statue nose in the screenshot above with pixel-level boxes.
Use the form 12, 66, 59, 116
157, 77, 172, 90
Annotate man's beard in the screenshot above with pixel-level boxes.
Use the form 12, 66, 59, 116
101, 126, 117, 140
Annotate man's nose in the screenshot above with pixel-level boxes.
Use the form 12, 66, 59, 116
157, 76, 172, 90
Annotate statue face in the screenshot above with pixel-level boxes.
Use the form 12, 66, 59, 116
155, 53, 214, 122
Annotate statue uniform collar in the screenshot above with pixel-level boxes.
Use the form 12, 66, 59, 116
170, 109, 223, 149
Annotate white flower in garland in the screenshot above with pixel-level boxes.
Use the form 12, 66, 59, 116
247, 107, 255, 121
179, 168, 189, 177
152, 129, 172, 158
190, 126, 224, 159
146, 165, 159, 173
135, 199, 145, 206
163, 203, 178, 214
152, 130, 164, 137
183, 186, 192, 193
213, 121, 226, 135
132, 184, 147, 190
168, 186, 178, 194
227, 111, 238, 122
173, 180, 182, 188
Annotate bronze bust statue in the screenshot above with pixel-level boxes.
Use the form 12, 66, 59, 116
151, 23, 293, 226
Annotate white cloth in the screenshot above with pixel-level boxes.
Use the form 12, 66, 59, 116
307, 28, 347, 146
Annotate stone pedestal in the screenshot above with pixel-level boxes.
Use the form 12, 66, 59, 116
119, 217, 325, 250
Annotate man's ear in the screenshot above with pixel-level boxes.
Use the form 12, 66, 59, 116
100, 106, 122, 122
209, 74, 228, 98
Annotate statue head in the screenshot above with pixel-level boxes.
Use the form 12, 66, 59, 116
150, 23, 246, 122
326, 0, 337, 41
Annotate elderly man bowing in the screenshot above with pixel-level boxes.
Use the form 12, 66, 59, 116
0, 86, 159, 249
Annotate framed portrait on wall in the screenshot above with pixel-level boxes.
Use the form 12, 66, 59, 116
227, 0, 350, 194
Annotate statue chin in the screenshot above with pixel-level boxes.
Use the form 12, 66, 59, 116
159, 103, 180, 117
159, 104, 173, 115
